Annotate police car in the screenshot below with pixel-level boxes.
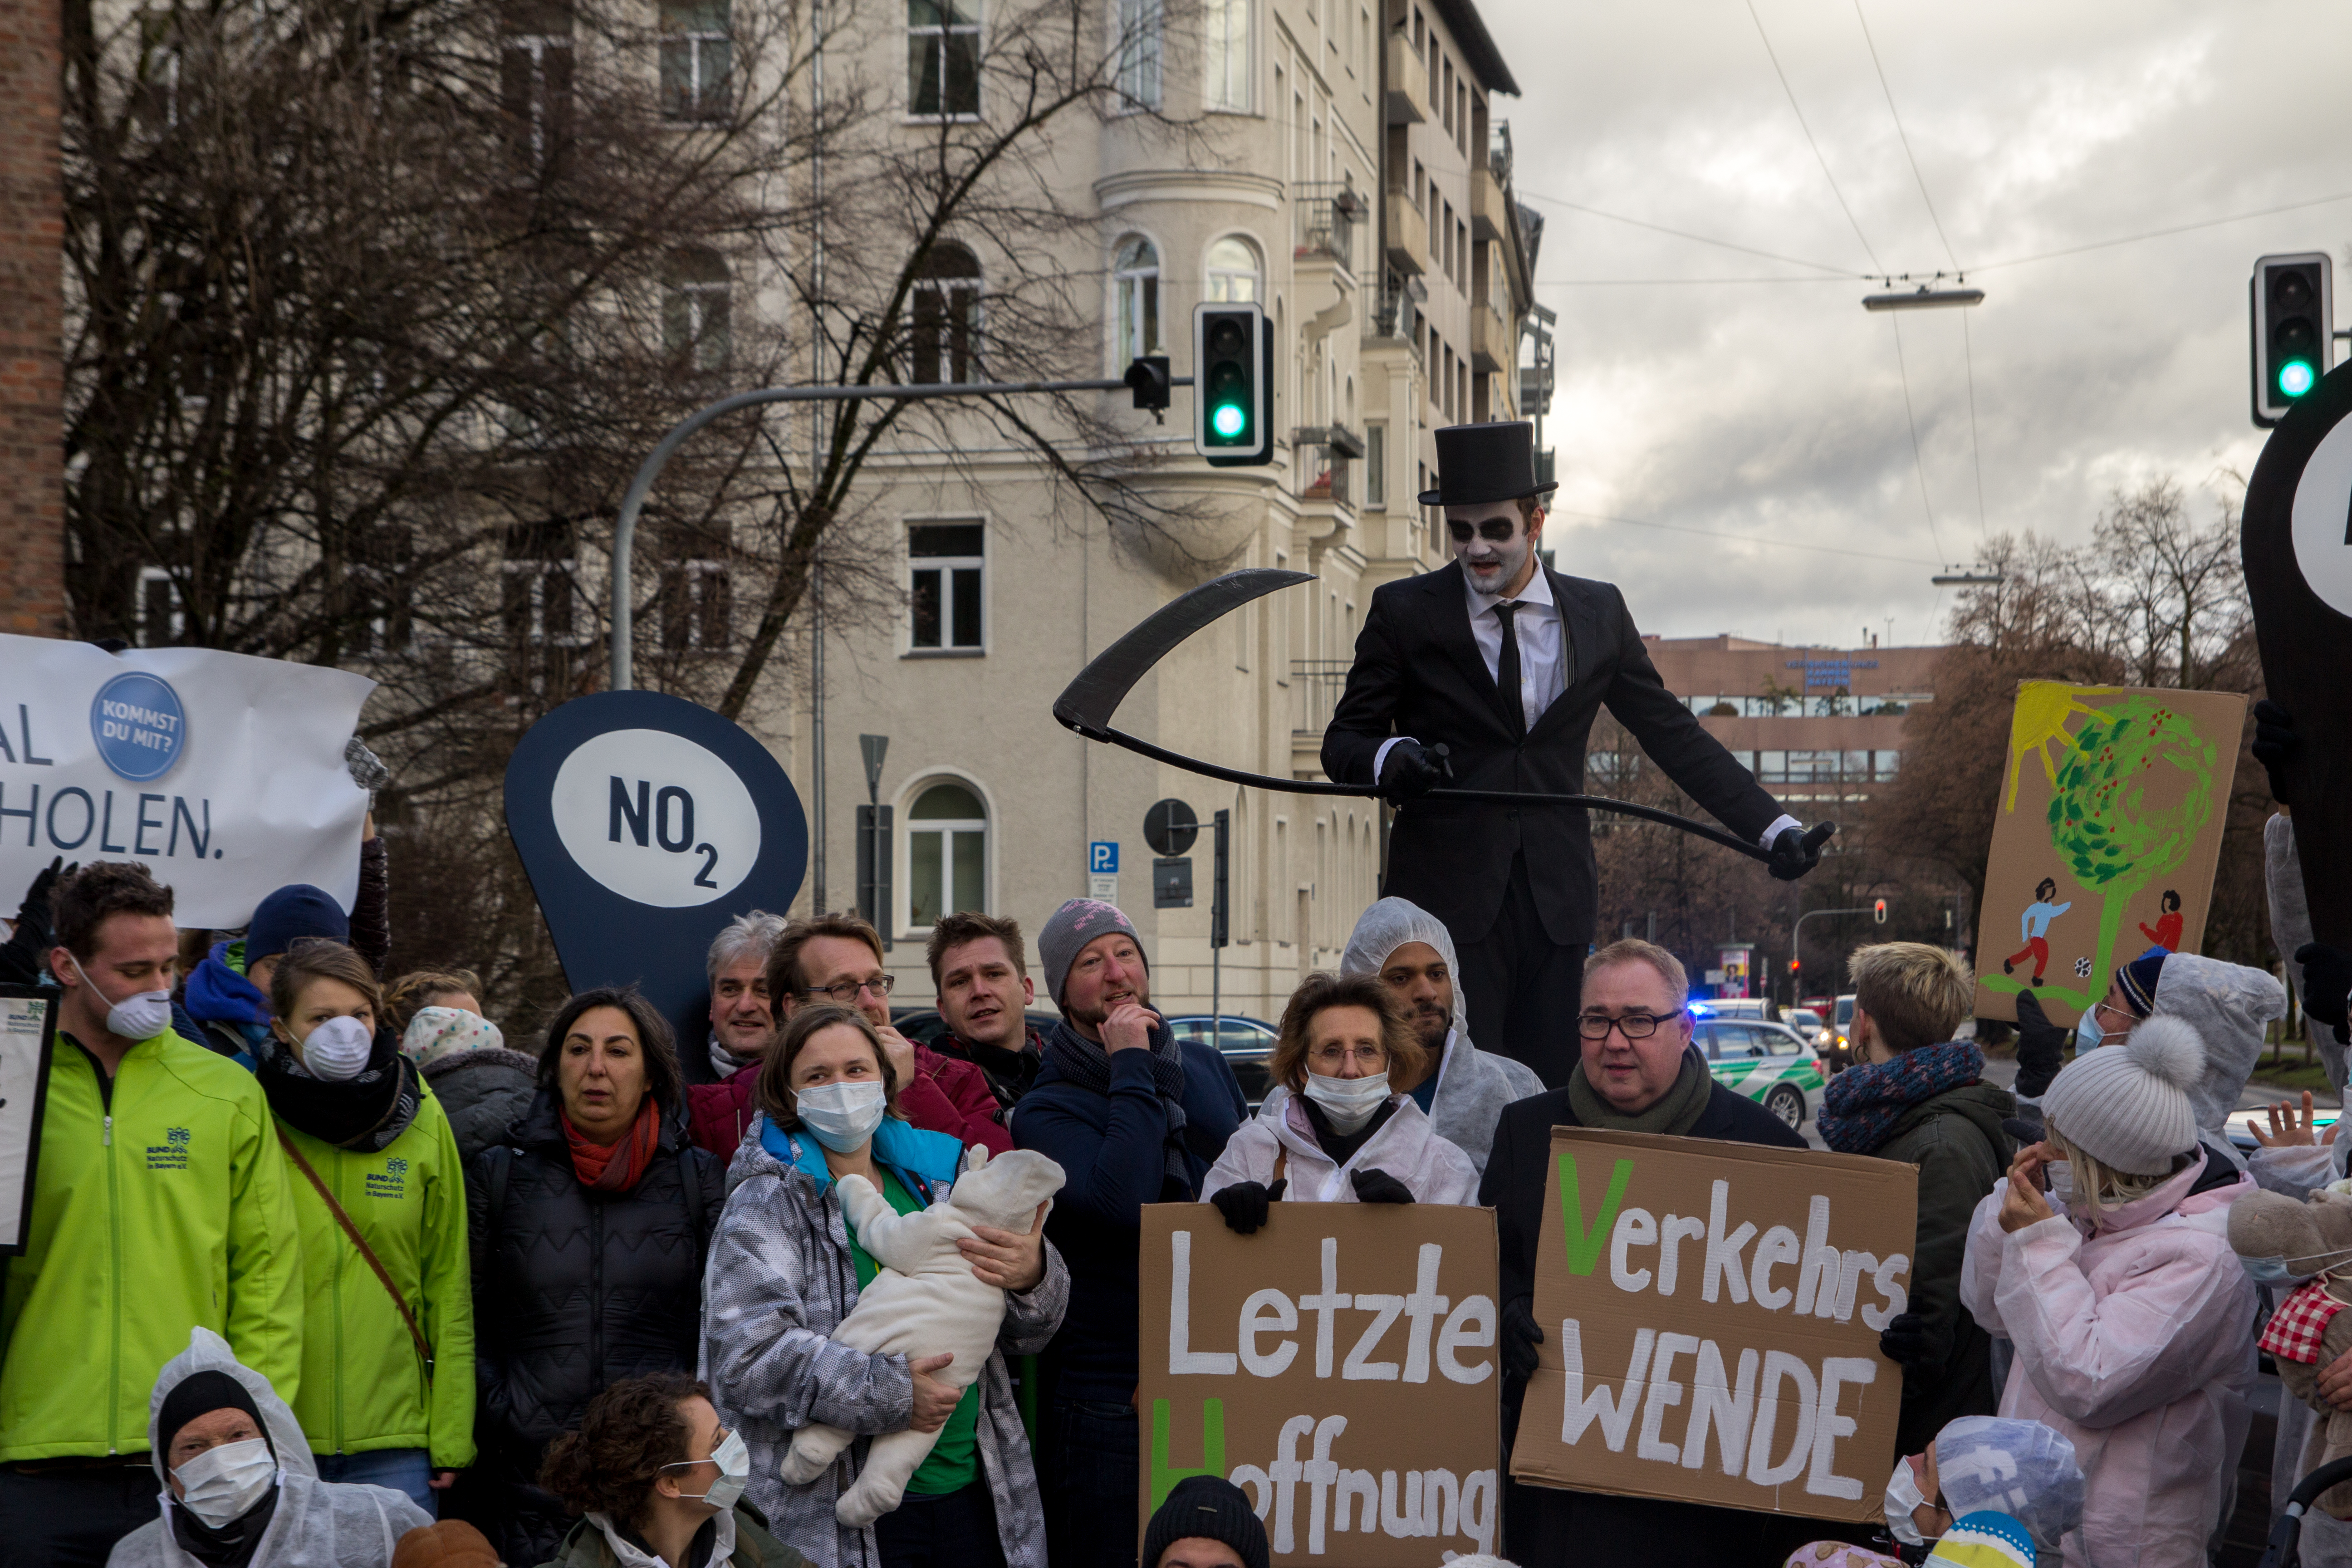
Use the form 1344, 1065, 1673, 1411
1689, 1005, 1825, 1129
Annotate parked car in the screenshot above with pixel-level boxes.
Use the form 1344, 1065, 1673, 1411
1815, 993, 1862, 1073
1165, 1014, 1280, 1107
1703, 998, 1772, 1022
1782, 1007, 1825, 1045
1693, 1017, 1823, 1129
888, 1007, 1059, 1049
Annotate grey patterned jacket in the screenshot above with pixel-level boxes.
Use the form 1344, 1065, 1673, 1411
699, 1115, 1068, 1568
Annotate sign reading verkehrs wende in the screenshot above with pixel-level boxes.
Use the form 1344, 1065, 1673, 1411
0, 634, 374, 927
1512, 1128, 1916, 1525
1137, 1204, 1501, 1566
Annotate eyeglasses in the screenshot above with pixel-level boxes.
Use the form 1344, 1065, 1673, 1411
1577, 1011, 1678, 1040
1307, 1043, 1388, 1070
807, 975, 896, 1004
1446, 517, 1522, 544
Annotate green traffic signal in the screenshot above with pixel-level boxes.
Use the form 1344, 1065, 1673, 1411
1211, 403, 1245, 438
2280, 360, 2317, 398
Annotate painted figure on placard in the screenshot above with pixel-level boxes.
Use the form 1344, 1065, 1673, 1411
2140, 889, 2184, 952
2003, 879, 2073, 986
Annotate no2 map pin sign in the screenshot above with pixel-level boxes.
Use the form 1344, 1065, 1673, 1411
505, 690, 807, 1073
2245, 354, 2352, 951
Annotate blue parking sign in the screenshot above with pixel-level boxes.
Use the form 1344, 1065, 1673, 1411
1089, 841, 1119, 874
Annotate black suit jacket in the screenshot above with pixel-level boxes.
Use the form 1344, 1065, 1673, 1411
1321, 560, 1782, 945
1477, 1080, 1812, 1567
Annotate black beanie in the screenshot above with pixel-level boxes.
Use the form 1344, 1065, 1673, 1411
158, 1371, 269, 1458
1142, 1477, 1268, 1568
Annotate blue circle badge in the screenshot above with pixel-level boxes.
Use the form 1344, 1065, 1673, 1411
90, 672, 188, 782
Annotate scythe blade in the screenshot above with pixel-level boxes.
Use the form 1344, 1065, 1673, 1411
1051, 568, 1817, 867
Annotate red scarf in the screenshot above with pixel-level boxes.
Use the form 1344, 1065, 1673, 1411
562, 1096, 662, 1192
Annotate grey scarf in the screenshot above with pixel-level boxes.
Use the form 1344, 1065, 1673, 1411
1565, 1050, 1714, 1137
1043, 1017, 1193, 1189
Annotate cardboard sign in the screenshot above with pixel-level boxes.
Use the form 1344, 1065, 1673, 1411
0, 635, 374, 927
1137, 1203, 1502, 1565
0, 985, 58, 1254
1512, 1128, 1915, 1525
1973, 681, 2245, 1025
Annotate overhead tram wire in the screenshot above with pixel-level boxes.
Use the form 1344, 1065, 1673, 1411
1851, 0, 1957, 271
1969, 191, 2352, 271
1886, 315, 1948, 563
1742, 0, 1883, 274
1514, 191, 1867, 279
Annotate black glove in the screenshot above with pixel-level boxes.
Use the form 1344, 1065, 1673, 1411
2298, 942, 2352, 1046
0, 855, 72, 987
2011, 992, 2069, 1099
2253, 700, 2298, 804
1502, 1297, 1544, 1382
1376, 739, 1446, 804
1210, 1178, 1287, 1235
1767, 822, 1835, 882
11, 855, 69, 946
1349, 1168, 1415, 1205
1878, 1311, 1931, 1367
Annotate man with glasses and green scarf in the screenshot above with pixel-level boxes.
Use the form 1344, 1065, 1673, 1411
1477, 938, 1809, 1568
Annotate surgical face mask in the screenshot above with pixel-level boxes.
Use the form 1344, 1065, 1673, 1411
1303, 1069, 1392, 1136
796, 1081, 887, 1153
2074, 1010, 2105, 1054
2241, 1245, 2352, 1287
2045, 1160, 2074, 1204
294, 1014, 374, 1082
173, 1437, 277, 1528
1884, 1456, 1932, 1548
666, 1428, 750, 1513
67, 952, 172, 1043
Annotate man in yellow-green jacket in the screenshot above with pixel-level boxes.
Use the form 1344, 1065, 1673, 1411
0, 863, 304, 1568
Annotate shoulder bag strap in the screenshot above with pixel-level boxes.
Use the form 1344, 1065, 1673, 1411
279, 1127, 434, 1386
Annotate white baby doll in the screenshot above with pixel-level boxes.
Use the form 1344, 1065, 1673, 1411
780, 1146, 1066, 1526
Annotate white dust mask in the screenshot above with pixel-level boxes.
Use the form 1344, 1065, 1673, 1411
1884, 1455, 1932, 1547
1303, 1070, 1391, 1135
667, 1428, 750, 1513
68, 953, 171, 1043
297, 1014, 374, 1081
796, 1081, 887, 1153
173, 1437, 277, 1528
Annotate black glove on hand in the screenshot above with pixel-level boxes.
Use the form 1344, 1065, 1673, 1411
2298, 942, 2352, 1045
11, 855, 70, 943
1377, 739, 1447, 804
1350, 1168, 1415, 1205
1502, 1298, 1544, 1382
2253, 700, 2298, 805
1210, 1178, 1287, 1235
2011, 992, 2070, 1098
1878, 1311, 1931, 1367
1767, 822, 1834, 882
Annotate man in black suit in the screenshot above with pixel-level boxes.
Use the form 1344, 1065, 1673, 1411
1479, 939, 1818, 1567
1322, 421, 1826, 1084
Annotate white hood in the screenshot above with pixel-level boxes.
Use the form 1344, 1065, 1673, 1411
145, 1327, 315, 1491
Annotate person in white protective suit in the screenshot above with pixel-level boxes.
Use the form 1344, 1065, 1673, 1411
1256, 897, 1542, 1174
107, 1327, 431, 1568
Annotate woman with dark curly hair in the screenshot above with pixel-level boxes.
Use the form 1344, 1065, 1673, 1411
467, 988, 726, 1565
539, 1373, 808, 1568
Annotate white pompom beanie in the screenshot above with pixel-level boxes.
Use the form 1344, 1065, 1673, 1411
2042, 1014, 2205, 1176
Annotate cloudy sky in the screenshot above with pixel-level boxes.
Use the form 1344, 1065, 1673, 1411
1477, 0, 2352, 651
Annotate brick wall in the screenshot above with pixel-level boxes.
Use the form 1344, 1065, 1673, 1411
0, 0, 67, 638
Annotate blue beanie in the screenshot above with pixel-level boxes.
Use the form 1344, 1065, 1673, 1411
2115, 945, 2168, 1019
246, 884, 348, 964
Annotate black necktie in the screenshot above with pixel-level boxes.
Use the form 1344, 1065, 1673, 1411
1493, 600, 1524, 738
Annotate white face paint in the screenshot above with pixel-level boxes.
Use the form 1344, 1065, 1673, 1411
1447, 503, 1537, 596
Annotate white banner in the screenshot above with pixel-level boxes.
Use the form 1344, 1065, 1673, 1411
0, 635, 375, 928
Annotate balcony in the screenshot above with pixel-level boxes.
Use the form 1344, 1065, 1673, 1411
1383, 189, 1429, 276
1294, 182, 1362, 271
1471, 164, 1513, 244
1471, 304, 1513, 372
1384, 32, 1429, 125
1290, 659, 1353, 735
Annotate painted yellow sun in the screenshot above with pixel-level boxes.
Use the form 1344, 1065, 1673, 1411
2003, 681, 2122, 813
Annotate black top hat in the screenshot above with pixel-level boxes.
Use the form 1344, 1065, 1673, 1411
1416, 421, 1559, 507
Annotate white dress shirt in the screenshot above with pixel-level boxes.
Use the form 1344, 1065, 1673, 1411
1371, 564, 1800, 852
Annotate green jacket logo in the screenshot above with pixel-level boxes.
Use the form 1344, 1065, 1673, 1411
147, 1127, 193, 1171
1558, 1154, 1632, 1276
364, 1157, 410, 1200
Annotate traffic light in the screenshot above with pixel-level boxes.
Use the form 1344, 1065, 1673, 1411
2253, 253, 2333, 428
1873, 898, 1887, 925
1124, 354, 1171, 414
1193, 302, 1271, 466
1787, 958, 1801, 975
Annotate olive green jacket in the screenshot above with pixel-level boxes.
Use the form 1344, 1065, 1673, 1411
538, 1504, 809, 1568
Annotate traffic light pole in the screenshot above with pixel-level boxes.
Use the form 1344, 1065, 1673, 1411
608, 366, 1190, 691
1790, 906, 1877, 997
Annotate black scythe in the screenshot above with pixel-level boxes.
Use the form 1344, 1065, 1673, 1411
1052, 568, 1827, 866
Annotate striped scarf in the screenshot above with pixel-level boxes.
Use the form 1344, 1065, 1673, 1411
1816, 1042, 1984, 1155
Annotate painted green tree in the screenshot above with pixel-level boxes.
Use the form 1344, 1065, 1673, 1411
1999, 693, 2216, 1010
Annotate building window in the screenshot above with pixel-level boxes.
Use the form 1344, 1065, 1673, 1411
907, 781, 987, 926
661, 559, 731, 652
136, 566, 184, 647
909, 522, 983, 651
1364, 421, 1385, 506
348, 526, 415, 655
1114, 236, 1160, 361
663, 249, 731, 372
659, 0, 731, 120
1205, 235, 1261, 302
1205, 0, 1250, 110
500, 0, 574, 172
501, 519, 588, 696
908, 0, 980, 118
909, 242, 981, 382
1115, 0, 1162, 109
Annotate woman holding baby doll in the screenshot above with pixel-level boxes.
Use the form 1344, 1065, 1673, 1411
1200, 972, 1477, 1234
702, 1004, 1069, 1568
1959, 1014, 2258, 1567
